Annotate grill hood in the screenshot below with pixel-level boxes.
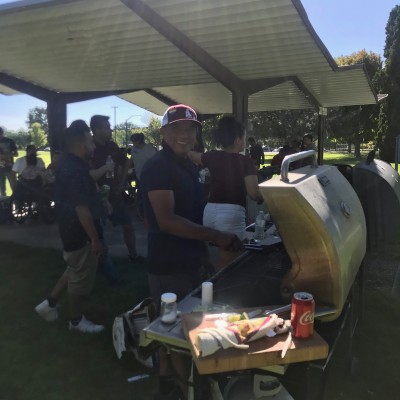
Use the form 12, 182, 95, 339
259, 164, 366, 321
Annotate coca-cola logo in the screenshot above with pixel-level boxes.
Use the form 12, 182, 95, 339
299, 311, 314, 325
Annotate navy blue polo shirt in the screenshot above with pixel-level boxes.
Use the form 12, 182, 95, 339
55, 153, 102, 252
141, 143, 205, 275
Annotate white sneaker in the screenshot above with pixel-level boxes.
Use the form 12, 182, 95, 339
69, 315, 105, 333
35, 299, 58, 322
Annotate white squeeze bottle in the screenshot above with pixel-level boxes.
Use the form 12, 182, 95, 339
254, 211, 266, 240
105, 155, 114, 179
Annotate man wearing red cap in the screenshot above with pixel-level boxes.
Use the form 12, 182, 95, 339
141, 104, 242, 399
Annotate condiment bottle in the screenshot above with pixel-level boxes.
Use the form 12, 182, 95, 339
254, 211, 266, 240
160, 293, 177, 324
105, 155, 114, 179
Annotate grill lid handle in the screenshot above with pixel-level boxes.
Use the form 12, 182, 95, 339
281, 150, 317, 183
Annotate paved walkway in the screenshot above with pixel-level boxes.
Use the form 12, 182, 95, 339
0, 209, 148, 259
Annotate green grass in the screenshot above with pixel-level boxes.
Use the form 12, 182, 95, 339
0, 242, 152, 400
0, 241, 399, 399
261, 151, 365, 168
325, 289, 400, 399
2, 151, 399, 399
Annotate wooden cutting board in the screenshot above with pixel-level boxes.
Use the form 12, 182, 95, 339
181, 311, 328, 375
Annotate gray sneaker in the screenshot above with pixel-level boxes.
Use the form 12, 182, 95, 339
69, 316, 105, 333
35, 299, 58, 322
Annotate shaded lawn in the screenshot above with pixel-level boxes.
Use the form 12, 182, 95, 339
1, 242, 399, 399
324, 289, 400, 399
0, 242, 153, 400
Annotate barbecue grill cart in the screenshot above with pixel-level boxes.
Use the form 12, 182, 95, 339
138, 151, 398, 400
353, 155, 400, 249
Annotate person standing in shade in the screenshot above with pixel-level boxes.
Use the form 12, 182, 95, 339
0, 127, 18, 196
248, 136, 265, 167
300, 133, 316, 166
189, 116, 263, 268
35, 120, 105, 333
141, 104, 242, 400
130, 133, 157, 180
130, 133, 157, 218
90, 115, 143, 263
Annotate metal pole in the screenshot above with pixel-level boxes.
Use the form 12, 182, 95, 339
395, 135, 400, 172
112, 106, 118, 142
317, 107, 327, 165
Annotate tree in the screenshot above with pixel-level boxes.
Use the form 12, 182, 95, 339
200, 115, 221, 150
328, 50, 383, 156
249, 109, 317, 146
3, 129, 31, 149
378, 5, 400, 162
30, 122, 47, 148
145, 117, 162, 148
27, 107, 48, 136
115, 122, 140, 147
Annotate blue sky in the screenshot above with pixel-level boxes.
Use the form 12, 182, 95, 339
0, 0, 399, 131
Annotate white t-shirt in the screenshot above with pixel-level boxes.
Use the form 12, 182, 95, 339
12, 156, 45, 175
131, 143, 157, 179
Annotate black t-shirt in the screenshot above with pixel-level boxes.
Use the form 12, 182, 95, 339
250, 144, 264, 165
91, 140, 127, 189
55, 153, 102, 252
141, 144, 205, 275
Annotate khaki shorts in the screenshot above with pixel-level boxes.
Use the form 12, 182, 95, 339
64, 243, 98, 296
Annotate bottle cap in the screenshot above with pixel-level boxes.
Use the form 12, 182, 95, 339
161, 292, 177, 303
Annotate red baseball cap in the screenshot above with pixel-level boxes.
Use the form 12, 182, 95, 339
161, 104, 202, 128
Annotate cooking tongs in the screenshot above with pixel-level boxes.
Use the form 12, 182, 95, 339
248, 304, 336, 319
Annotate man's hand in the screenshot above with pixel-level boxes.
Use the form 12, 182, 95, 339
214, 231, 243, 252
91, 238, 104, 258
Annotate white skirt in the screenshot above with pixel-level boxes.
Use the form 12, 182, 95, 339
203, 203, 246, 240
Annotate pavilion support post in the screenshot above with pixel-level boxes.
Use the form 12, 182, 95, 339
47, 95, 67, 151
317, 107, 327, 165
232, 91, 248, 125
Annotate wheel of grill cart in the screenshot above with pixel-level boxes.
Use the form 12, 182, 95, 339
11, 199, 31, 224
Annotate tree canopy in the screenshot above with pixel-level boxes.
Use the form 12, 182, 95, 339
327, 50, 382, 156
27, 107, 48, 137
377, 5, 400, 162
30, 122, 47, 148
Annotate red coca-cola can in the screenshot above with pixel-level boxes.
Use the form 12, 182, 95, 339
291, 292, 315, 339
